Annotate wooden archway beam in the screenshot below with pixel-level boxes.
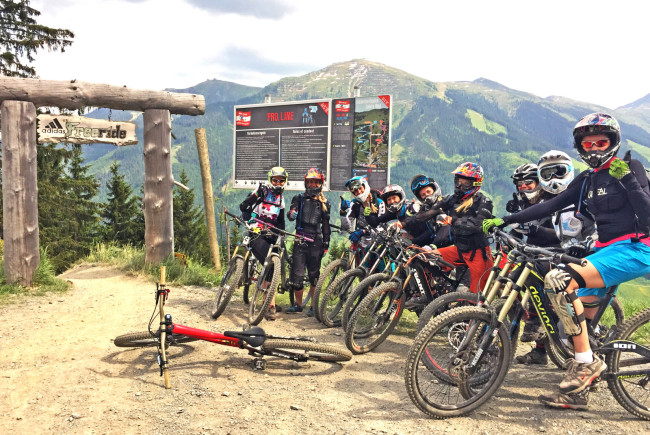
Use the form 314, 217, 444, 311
0, 77, 205, 116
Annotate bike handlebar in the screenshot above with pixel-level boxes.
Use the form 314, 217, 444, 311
253, 218, 314, 243
493, 227, 587, 267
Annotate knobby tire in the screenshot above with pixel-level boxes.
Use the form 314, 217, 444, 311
211, 257, 244, 319
262, 339, 352, 362
249, 256, 281, 325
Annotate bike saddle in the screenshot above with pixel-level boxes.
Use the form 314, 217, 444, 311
224, 326, 266, 347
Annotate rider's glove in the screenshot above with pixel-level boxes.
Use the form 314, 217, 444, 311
363, 206, 373, 216
482, 218, 505, 234
339, 196, 351, 216
288, 209, 298, 221
505, 193, 519, 213
349, 228, 366, 243
247, 212, 258, 224
527, 223, 539, 236
610, 158, 631, 180
321, 242, 329, 256
567, 244, 588, 258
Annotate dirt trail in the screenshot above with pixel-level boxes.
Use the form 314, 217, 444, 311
1, 264, 648, 434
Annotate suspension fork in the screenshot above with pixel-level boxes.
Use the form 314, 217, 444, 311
157, 266, 171, 389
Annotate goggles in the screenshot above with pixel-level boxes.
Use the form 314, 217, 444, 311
539, 164, 569, 181
454, 177, 476, 189
515, 179, 537, 187
411, 176, 429, 191
270, 177, 286, 185
581, 139, 609, 150
346, 179, 364, 192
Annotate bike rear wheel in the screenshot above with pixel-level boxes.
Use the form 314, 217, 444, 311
606, 307, 650, 420
211, 257, 244, 319
415, 291, 480, 333
249, 256, 281, 325
319, 267, 365, 328
262, 339, 352, 362
345, 281, 405, 354
342, 272, 389, 331
404, 306, 512, 418
114, 331, 198, 348
312, 259, 348, 321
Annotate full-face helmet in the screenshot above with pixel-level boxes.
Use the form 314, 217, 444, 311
380, 184, 406, 214
572, 113, 621, 168
345, 175, 371, 202
451, 162, 483, 200
304, 167, 325, 197
537, 151, 575, 195
511, 163, 541, 202
409, 174, 442, 205
266, 166, 288, 195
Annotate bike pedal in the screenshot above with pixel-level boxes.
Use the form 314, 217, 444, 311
252, 358, 267, 370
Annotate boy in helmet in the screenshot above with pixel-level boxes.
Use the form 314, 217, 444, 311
484, 113, 650, 409
424, 163, 495, 294
285, 168, 331, 316
239, 166, 288, 320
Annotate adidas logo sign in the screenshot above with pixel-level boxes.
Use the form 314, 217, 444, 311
41, 118, 65, 134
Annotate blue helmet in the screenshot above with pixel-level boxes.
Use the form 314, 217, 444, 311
345, 176, 370, 202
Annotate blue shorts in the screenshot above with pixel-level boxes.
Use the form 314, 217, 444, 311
577, 239, 650, 298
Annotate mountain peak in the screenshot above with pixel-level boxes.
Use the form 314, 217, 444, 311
618, 93, 650, 109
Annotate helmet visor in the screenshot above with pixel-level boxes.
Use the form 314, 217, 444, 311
411, 176, 429, 192
539, 164, 569, 181
346, 178, 364, 192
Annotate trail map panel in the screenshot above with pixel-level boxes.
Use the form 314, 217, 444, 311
330, 96, 391, 191
233, 100, 330, 190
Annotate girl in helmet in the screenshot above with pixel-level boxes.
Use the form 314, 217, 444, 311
484, 113, 650, 409
340, 175, 385, 247
285, 168, 331, 315
428, 162, 494, 294
398, 174, 452, 248
239, 166, 288, 320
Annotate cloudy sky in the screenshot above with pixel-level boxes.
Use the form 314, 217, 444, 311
31, 0, 649, 109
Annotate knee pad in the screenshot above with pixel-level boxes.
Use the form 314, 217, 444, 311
544, 266, 585, 336
287, 281, 303, 291
308, 273, 320, 287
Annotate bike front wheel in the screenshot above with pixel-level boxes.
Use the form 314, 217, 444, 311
345, 281, 405, 354
404, 306, 512, 419
262, 339, 352, 362
211, 257, 244, 319
312, 258, 348, 322
606, 307, 650, 420
114, 331, 198, 348
249, 256, 281, 325
342, 272, 389, 331
319, 267, 365, 328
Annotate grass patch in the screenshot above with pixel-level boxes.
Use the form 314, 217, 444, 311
86, 243, 221, 288
466, 109, 507, 136
0, 248, 69, 304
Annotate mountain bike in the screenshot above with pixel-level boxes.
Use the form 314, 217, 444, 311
318, 225, 393, 328
114, 267, 352, 389
211, 210, 262, 319
405, 229, 643, 419
245, 218, 313, 325
344, 241, 458, 354
311, 224, 356, 321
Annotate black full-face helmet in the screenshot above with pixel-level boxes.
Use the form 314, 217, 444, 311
572, 113, 621, 168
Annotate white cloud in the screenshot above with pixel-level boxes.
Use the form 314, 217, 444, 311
28, 0, 650, 108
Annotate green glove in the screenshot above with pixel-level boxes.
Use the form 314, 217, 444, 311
364, 206, 372, 216
609, 158, 631, 180
482, 218, 504, 234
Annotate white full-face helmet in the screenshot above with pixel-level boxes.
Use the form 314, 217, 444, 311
537, 150, 575, 195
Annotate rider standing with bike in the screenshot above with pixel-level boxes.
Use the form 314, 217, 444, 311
341, 175, 385, 249
484, 113, 650, 409
240, 167, 288, 321
285, 168, 331, 316
420, 163, 495, 294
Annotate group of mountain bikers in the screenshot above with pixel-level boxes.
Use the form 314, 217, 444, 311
239, 112, 650, 411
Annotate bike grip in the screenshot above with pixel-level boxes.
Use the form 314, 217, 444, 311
559, 254, 588, 267
438, 258, 455, 269
224, 209, 237, 218
330, 223, 342, 230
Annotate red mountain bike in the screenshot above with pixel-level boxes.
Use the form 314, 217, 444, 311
114, 267, 352, 388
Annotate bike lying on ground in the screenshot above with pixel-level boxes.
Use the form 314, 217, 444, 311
405, 228, 648, 420
115, 267, 352, 389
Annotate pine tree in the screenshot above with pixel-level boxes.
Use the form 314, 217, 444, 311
66, 144, 101, 250
100, 161, 143, 246
0, 0, 74, 77
173, 169, 210, 263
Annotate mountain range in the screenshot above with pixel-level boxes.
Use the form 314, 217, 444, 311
81, 59, 650, 214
